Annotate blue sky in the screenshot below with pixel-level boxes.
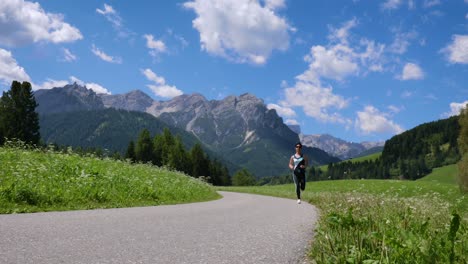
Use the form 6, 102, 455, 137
0, 0, 467, 143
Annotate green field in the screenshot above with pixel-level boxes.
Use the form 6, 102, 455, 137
418, 164, 458, 185
218, 168, 467, 263
318, 152, 382, 172
0, 145, 220, 213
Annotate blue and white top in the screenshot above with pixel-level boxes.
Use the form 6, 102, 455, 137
291, 154, 305, 171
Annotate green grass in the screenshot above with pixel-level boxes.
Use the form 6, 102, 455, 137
218, 176, 467, 263
318, 152, 382, 172
0, 145, 220, 213
419, 164, 458, 185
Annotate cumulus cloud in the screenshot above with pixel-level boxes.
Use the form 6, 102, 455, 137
443, 100, 468, 117
144, 34, 167, 57
267, 103, 296, 117
183, 0, 292, 64
0, 48, 31, 85
62, 48, 77, 62
355, 105, 404, 135
0, 0, 82, 47
398, 63, 424, 80
141, 68, 183, 98
275, 19, 386, 126
282, 77, 350, 123
441, 35, 468, 64
91, 44, 122, 64
303, 19, 385, 81
35, 76, 111, 94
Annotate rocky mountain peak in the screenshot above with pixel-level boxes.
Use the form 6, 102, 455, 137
35, 83, 104, 115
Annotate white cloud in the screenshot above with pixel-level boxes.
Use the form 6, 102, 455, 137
0, 0, 82, 47
275, 19, 386, 127
398, 63, 424, 80
388, 105, 404, 114
282, 77, 350, 123
304, 45, 359, 81
401, 90, 414, 98
35, 78, 68, 90
34, 76, 111, 94
141, 68, 183, 98
381, 0, 416, 10
0, 48, 31, 85
382, 0, 403, 10
144, 34, 167, 57
441, 35, 468, 64
285, 119, 299, 125
389, 30, 417, 54
262, 0, 285, 10
302, 20, 385, 81
355, 105, 404, 135
443, 100, 468, 117
91, 44, 122, 64
423, 0, 441, 8
96, 3, 131, 38
267, 103, 296, 117
62, 48, 77, 62
328, 18, 358, 44
183, 0, 292, 64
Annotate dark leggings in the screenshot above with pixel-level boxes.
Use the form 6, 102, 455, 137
293, 173, 306, 199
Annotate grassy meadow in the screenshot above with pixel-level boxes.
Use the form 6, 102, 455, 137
0, 144, 220, 213
218, 167, 467, 263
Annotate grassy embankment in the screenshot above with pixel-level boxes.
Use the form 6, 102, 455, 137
0, 144, 220, 214
218, 163, 467, 263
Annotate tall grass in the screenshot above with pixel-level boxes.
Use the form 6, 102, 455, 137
0, 143, 219, 213
219, 178, 467, 263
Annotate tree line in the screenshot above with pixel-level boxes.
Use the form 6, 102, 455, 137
125, 128, 233, 186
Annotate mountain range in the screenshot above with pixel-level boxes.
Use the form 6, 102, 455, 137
34, 83, 380, 177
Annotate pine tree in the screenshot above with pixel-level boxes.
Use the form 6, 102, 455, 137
135, 129, 153, 163
125, 140, 136, 162
190, 143, 209, 177
168, 136, 190, 173
0, 81, 40, 145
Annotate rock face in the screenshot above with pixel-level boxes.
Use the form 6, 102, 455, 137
34, 83, 104, 115
146, 93, 295, 150
100, 90, 153, 112
300, 133, 384, 160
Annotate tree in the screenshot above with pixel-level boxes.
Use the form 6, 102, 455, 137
190, 143, 209, 177
458, 104, 468, 193
0, 81, 40, 145
232, 168, 256, 186
168, 136, 190, 173
125, 140, 136, 162
135, 129, 153, 163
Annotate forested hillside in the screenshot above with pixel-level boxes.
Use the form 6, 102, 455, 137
40, 108, 199, 155
310, 116, 461, 181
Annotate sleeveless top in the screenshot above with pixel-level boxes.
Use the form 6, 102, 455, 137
292, 154, 305, 170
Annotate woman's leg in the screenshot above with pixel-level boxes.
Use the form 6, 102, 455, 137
293, 173, 300, 199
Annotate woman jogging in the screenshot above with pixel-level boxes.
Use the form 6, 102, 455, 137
289, 142, 308, 204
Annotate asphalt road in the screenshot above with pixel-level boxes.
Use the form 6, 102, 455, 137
0, 191, 319, 264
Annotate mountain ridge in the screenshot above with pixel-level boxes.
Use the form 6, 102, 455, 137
34, 84, 340, 177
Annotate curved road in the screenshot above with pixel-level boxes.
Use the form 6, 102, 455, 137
0, 191, 319, 264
